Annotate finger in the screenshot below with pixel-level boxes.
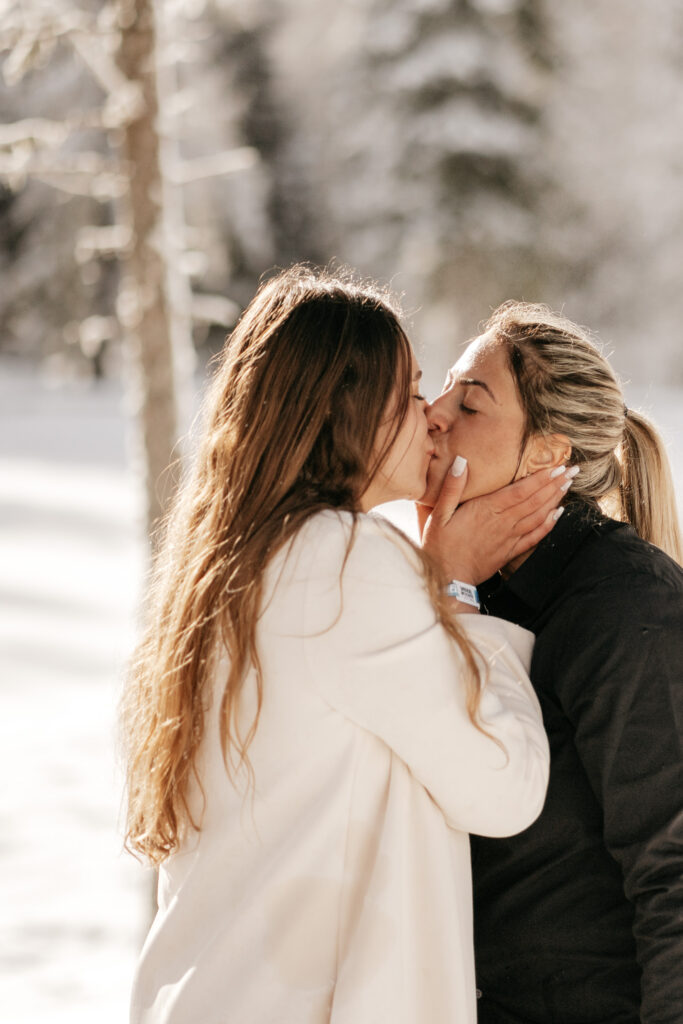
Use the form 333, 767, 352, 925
512, 490, 565, 537
488, 465, 574, 513
431, 457, 468, 525
507, 506, 564, 561
512, 466, 579, 524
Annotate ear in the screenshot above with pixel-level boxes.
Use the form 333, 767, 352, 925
520, 433, 572, 476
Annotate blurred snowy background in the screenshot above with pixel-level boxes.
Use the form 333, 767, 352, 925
1, 0, 682, 1020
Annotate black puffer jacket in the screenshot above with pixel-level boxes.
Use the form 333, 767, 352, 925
472, 500, 683, 1024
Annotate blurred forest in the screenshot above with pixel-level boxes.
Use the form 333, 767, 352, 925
1, 6, 682, 1019
2, 0, 683, 391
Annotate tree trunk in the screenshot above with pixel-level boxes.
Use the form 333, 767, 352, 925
116, 0, 188, 925
116, 0, 180, 545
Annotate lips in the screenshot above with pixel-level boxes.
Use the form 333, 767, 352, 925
425, 449, 448, 492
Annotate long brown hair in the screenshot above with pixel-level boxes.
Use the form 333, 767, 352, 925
122, 266, 482, 865
486, 301, 682, 563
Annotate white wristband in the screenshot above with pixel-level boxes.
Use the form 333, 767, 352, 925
445, 579, 480, 609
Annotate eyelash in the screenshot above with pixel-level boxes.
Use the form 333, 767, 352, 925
413, 393, 426, 401
459, 403, 477, 415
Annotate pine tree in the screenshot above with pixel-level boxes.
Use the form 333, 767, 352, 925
264, 0, 552, 366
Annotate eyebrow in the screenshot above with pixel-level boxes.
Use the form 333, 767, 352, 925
456, 376, 498, 403
412, 369, 423, 381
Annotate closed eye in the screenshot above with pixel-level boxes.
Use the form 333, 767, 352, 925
413, 393, 426, 401
459, 403, 477, 415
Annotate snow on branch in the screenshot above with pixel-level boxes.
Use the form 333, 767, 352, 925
33, 171, 127, 200
0, 3, 96, 84
1, 3, 142, 123
166, 147, 259, 184
70, 31, 145, 123
0, 100, 136, 148
0, 148, 127, 198
0, 119, 71, 148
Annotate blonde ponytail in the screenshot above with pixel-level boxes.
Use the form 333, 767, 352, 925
620, 409, 682, 564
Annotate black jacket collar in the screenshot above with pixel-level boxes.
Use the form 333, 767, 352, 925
479, 500, 623, 621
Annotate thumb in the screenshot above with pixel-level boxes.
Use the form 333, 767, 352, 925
431, 456, 468, 525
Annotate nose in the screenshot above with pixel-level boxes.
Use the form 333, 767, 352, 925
426, 393, 451, 434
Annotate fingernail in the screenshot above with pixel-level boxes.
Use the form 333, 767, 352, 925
553, 505, 565, 521
565, 465, 580, 479
451, 456, 467, 477
560, 478, 574, 493
550, 465, 567, 479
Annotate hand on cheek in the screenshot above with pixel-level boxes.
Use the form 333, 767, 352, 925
417, 456, 467, 541
421, 464, 577, 584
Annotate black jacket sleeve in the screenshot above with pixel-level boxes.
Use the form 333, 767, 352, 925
546, 568, 683, 1023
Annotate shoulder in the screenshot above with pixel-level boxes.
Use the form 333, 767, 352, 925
263, 510, 427, 623
288, 509, 424, 588
286, 511, 435, 641
584, 522, 683, 591
540, 523, 683, 653
549, 516, 683, 613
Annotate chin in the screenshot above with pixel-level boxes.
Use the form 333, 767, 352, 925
420, 474, 443, 507
407, 479, 428, 502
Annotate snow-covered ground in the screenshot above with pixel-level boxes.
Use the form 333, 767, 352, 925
0, 362, 151, 1024
0, 357, 681, 1022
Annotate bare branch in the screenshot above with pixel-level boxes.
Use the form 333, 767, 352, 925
0, 1, 99, 43
32, 172, 128, 200
0, 118, 70, 148
0, 144, 128, 197
166, 147, 259, 184
70, 30, 145, 122
0, 95, 147, 154
0, 5, 94, 83
0, 149, 121, 177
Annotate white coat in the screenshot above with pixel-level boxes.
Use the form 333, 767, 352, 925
131, 510, 549, 1024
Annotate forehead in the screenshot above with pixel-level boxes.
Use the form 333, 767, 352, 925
456, 331, 509, 372
452, 331, 504, 375
447, 331, 521, 408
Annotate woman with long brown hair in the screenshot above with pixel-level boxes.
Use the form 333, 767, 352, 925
122, 270, 564, 1024
421, 302, 683, 1023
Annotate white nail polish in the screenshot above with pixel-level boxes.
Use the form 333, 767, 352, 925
550, 465, 567, 479
560, 478, 573, 493
451, 456, 467, 477
553, 505, 565, 521
565, 465, 580, 479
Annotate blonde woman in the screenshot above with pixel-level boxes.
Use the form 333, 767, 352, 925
121, 271, 569, 1024
421, 302, 683, 1024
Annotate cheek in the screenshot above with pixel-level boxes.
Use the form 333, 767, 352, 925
384, 407, 420, 477
405, 404, 427, 453
449, 417, 487, 468
458, 422, 522, 499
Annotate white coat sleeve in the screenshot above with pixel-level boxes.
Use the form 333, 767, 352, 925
302, 516, 549, 837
